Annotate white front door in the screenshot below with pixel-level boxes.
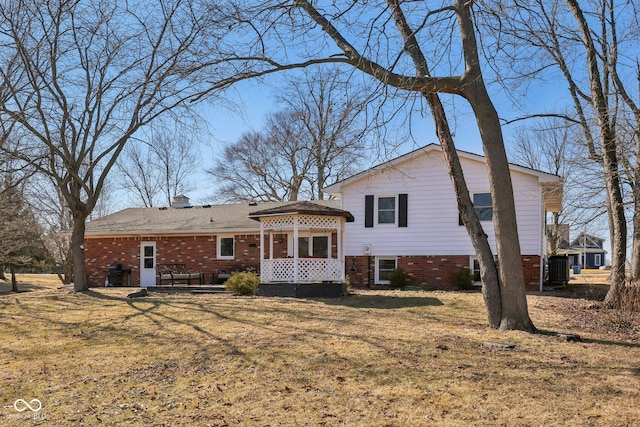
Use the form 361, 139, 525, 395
140, 242, 156, 286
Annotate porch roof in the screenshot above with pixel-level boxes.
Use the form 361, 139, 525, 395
248, 201, 354, 222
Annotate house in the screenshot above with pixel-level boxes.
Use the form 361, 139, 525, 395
83, 144, 562, 292
560, 232, 607, 269
323, 144, 562, 291
82, 197, 349, 287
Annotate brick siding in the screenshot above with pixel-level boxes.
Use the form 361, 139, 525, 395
85, 235, 541, 290
345, 255, 541, 291
85, 234, 262, 286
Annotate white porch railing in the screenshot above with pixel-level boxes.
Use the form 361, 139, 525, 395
261, 258, 343, 283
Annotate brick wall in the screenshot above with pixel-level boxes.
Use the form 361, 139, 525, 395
85, 235, 542, 291
345, 254, 542, 291
85, 234, 262, 287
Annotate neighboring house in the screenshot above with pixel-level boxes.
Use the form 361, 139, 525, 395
83, 144, 562, 291
323, 144, 562, 291
557, 232, 607, 269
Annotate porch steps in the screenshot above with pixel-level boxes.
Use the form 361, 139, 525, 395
147, 285, 229, 294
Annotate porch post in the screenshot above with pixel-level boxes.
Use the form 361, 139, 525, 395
293, 216, 299, 283
259, 222, 265, 281
337, 218, 344, 282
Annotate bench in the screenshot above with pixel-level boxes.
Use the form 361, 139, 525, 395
156, 263, 203, 286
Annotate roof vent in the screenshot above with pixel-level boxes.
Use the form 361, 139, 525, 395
171, 194, 191, 209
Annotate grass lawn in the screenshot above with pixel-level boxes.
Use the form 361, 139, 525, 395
1, 274, 639, 426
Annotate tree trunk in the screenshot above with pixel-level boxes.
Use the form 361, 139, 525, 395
71, 213, 88, 292
427, 93, 502, 328
468, 89, 534, 331
10, 268, 18, 293
456, 0, 534, 331
631, 175, 640, 279
385, 0, 502, 327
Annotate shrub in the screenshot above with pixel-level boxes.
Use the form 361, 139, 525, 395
387, 268, 409, 289
224, 270, 260, 295
455, 267, 474, 291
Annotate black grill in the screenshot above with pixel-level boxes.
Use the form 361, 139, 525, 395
107, 263, 127, 286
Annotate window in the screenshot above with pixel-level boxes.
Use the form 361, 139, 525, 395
378, 196, 396, 224
143, 245, 154, 269
376, 257, 397, 284
474, 193, 493, 221
365, 194, 407, 228
594, 254, 602, 267
470, 258, 481, 283
297, 235, 330, 258
218, 236, 234, 259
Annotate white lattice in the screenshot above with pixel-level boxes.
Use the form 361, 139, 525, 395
261, 258, 342, 283
262, 216, 295, 230
298, 215, 340, 229
262, 258, 294, 282
262, 214, 340, 231
297, 258, 342, 282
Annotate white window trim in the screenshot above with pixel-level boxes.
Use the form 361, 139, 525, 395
376, 195, 397, 225
375, 256, 397, 284
594, 254, 601, 267
217, 235, 235, 259
470, 257, 482, 286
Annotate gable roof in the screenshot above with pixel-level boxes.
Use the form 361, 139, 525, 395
84, 200, 342, 237
248, 201, 354, 222
323, 143, 563, 211
570, 232, 605, 249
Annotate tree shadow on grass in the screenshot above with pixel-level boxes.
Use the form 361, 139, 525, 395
0, 281, 50, 295
534, 283, 610, 301
536, 328, 640, 349
320, 293, 444, 309
82, 289, 247, 356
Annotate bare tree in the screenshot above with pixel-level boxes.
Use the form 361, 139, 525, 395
210, 111, 314, 202
280, 0, 534, 330
117, 143, 161, 208
508, 119, 589, 255
202, 0, 535, 329
273, 67, 370, 200
117, 123, 200, 207
492, 0, 638, 308
0, 0, 234, 291
210, 68, 369, 202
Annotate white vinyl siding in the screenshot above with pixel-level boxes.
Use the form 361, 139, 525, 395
337, 150, 547, 257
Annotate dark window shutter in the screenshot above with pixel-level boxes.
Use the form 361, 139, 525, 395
365, 195, 374, 228
398, 193, 408, 227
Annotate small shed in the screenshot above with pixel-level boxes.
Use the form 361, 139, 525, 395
249, 201, 354, 297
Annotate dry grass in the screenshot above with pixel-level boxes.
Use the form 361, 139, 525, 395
1, 274, 639, 426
